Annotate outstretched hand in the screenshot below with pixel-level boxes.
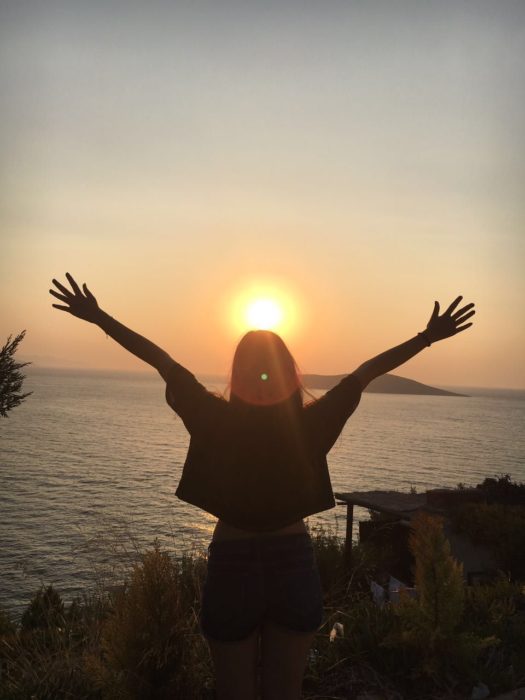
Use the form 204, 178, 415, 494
425, 296, 475, 343
49, 273, 101, 323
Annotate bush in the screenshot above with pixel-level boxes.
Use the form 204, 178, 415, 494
453, 502, 525, 580
382, 513, 496, 690
89, 540, 211, 699
0, 331, 31, 417
474, 474, 525, 505
0, 604, 16, 636
0, 589, 102, 700
20, 585, 65, 632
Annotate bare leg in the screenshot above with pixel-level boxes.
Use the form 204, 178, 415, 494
206, 627, 260, 700
260, 621, 316, 700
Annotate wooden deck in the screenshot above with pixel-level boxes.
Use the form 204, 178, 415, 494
334, 487, 494, 577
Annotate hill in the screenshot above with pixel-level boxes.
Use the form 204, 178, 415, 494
303, 373, 467, 396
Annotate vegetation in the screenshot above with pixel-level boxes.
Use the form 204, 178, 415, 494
0, 331, 32, 417
0, 477, 523, 698
1, 512, 524, 700
471, 474, 525, 505
452, 475, 525, 580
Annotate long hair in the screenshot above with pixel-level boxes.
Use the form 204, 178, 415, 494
229, 330, 303, 410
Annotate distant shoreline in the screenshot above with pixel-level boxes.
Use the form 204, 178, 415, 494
22, 365, 525, 397
24, 364, 458, 393
19, 364, 525, 400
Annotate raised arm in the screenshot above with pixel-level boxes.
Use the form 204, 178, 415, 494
49, 273, 175, 381
353, 296, 475, 389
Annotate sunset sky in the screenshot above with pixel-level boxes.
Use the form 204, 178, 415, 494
1, 1, 524, 389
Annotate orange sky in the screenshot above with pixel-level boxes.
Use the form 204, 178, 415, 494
1, 2, 524, 389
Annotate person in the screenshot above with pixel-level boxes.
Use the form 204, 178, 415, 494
49, 273, 475, 700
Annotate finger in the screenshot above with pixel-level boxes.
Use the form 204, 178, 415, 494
452, 303, 475, 320
52, 278, 74, 297
66, 272, 82, 295
445, 295, 463, 316
454, 309, 475, 325
82, 283, 96, 300
431, 301, 440, 320
52, 304, 72, 312
49, 289, 70, 303
455, 322, 473, 333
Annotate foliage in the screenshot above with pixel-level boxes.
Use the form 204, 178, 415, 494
473, 474, 525, 505
381, 512, 496, 689
1, 529, 523, 699
463, 576, 525, 692
451, 476, 525, 580
409, 512, 465, 636
0, 331, 32, 417
0, 589, 103, 700
0, 604, 16, 636
20, 585, 65, 631
308, 522, 347, 594
87, 540, 211, 699
456, 503, 525, 579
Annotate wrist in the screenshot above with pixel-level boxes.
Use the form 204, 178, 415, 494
417, 331, 432, 347
94, 308, 111, 327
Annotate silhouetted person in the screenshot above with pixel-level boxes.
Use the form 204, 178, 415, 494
50, 273, 475, 700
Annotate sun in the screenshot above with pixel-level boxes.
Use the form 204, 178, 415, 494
228, 281, 299, 338
245, 298, 283, 331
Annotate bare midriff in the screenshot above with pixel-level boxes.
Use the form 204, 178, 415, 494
212, 518, 307, 541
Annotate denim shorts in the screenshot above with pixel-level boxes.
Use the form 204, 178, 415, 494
200, 532, 324, 642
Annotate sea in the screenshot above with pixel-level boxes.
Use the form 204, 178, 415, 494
1, 367, 524, 620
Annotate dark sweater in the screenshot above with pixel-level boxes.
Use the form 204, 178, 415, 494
165, 363, 362, 532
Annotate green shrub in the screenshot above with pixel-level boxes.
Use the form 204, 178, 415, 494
0, 331, 32, 418
474, 474, 525, 505
382, 513, 495, 690
0, 604, 16, 636
308, 523, 346, 594
0, 591, 102, 700
453, 502, 525, 580
464, 577, 525, 691
90, 540, 211, 699
20, 585, 65, 632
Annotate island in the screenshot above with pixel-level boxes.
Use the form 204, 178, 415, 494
303, 373, 467, 396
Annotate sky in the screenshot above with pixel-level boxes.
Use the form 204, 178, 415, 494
1, 0, 524, 389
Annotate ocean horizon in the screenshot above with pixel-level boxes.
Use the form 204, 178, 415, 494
17, 363, 525, 395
